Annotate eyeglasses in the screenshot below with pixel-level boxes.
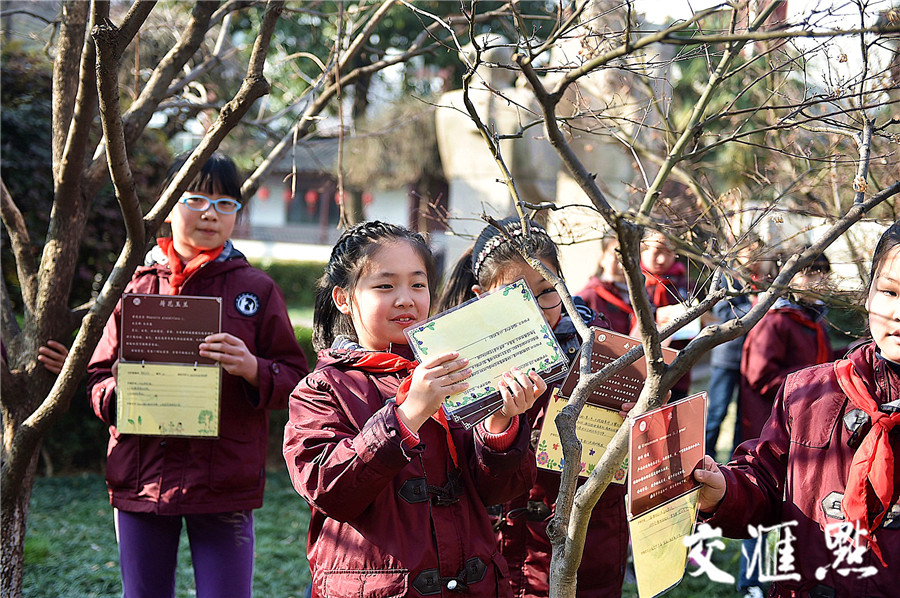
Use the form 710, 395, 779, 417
179, 194, 242, 215
534, 288, 562, 311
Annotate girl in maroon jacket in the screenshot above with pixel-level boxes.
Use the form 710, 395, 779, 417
437, 217, 627, 598
694, 222, 900, 597
731, 252, 832, 597
578, 235, 633, 335
639, 230, 693, 400
283, 221, 542, 598
87, 152, 309, 598
739, 252, 833, 445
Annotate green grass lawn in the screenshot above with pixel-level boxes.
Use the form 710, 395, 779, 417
25, 468, 752, 598
24, 469, 311, 598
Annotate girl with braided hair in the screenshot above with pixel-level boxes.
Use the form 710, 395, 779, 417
283, 220, 542, 597
437, 217, 628, 598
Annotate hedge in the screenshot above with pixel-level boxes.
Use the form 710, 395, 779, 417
255, 260, 325, 309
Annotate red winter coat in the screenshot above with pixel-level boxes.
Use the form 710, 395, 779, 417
642, 261, 692, 396
87, 242, 308, 514
283, 344, 536, 598
499, 308, 628, 598
705, 341, 900, 597
739, 301, 832, 443
577, 277, 633, 335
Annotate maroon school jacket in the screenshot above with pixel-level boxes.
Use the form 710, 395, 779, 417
87, 242, 308, 514
642, 261, 692, 396
577, 277, 633, 335
499, 308, 628, 598
739, 301, 832, 443
283, 344, 536, 598
706, 341, 900, 597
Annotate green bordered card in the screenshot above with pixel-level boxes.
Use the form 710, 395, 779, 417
405, 278, 568, 428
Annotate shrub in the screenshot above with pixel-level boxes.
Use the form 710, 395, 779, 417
255, 261, 325, 309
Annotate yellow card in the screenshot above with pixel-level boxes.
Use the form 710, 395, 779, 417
628, 488, 700, 598
535, 389, 628, 483
117, 362, 220, 437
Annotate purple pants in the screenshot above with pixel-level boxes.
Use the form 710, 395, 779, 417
114, 509, 255, 598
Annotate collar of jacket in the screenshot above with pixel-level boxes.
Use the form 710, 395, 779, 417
321, 336, 416, 367
145, 238, 242, 267
772, 295, 828, 321
848, 341, 900, 408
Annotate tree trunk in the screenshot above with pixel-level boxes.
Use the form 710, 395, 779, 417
1, 446, 41, 598
1, 361, 56, 598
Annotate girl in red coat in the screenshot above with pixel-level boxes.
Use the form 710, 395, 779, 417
437, 217, 627, 598
694, 222, 900, 597
732, 252, 832, 596
283, 221, 543, 598
739, 252, 833, 445
578, 235, 633, 335
87, 152, 309, 598
639, 231, 693, 400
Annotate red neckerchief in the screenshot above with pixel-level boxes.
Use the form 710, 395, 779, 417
835, 359, 900, 566
591, 282, 635, 327
353, 350, 459, 467
641, 261, 686, 306
157, 237, 224, 295
777, 308, 830, 364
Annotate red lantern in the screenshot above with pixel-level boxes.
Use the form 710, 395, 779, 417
257, 186, 269, 201
305, 190, 318, 214
283, 188, 293, 204
362, 191, 373, 206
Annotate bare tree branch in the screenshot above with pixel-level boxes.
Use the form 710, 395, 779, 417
93, 18, 145, 244
638, 2, 781, 216
51, 0, 89, 168
242, 2, 513, 199
148, 0, 280, 230
0, 276, 21, 347
0, 181, 37, 315
116, 0, 157, 52
82, 1, 220, 197
516, 54, 617, 224
39, 1, 105, 341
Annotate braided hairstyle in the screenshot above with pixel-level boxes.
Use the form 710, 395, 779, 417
436, 217, 560, 313
313, 221, 437, 351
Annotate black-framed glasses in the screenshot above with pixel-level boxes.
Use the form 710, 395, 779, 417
179, 194, 243, 215
534, 288, 562, 311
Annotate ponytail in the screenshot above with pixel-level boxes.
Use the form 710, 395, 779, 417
435, 247, 478, 313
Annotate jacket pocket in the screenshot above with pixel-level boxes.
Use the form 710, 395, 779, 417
209, 431, 265, 493
491, 552, 510, 597
321, 569, 408, 598
106, 429, 140, 491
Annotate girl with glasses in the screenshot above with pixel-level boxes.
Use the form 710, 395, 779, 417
437, 217, 628, 598
87, 151, 308, 598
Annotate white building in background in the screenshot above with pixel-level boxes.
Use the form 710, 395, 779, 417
232, 137, 445, 265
